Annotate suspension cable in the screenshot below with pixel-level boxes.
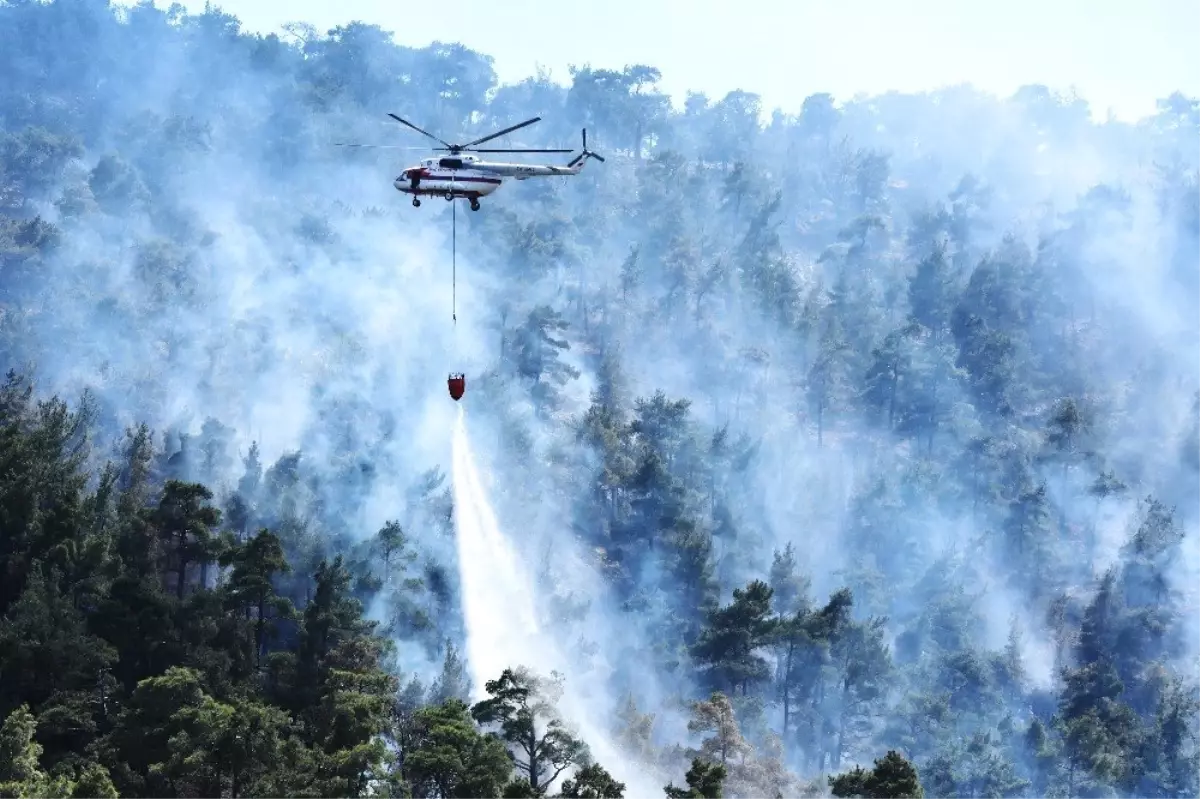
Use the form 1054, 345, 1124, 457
452, 197, 457, 324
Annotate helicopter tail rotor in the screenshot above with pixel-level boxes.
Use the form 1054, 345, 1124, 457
568, 128, 605, 168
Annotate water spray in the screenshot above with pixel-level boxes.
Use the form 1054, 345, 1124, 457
450, 407, 659, 795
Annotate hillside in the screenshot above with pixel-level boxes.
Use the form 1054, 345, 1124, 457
1, 2, 1198, 797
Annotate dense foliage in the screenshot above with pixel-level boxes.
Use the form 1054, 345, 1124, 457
1, 1, 1197, 797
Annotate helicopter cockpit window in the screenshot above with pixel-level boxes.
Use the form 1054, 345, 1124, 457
438, 157, 464, 169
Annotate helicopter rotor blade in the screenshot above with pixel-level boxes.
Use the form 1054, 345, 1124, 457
460, 116, 542, 149
387, 113, 453, 148
457, 147, 574, 153
334, 143, 430, 149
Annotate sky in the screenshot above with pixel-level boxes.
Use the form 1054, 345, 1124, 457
153, 0, 1196, 122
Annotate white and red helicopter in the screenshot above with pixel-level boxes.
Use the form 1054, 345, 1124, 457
338, 114, 604, 211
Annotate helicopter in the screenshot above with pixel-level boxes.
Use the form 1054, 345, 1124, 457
338, 114, 604, 211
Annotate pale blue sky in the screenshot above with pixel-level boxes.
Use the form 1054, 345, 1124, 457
158, 0, 1196, 121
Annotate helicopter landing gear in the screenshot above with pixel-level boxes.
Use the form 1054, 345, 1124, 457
412, 197, 421, 207
470, 199, 481, 212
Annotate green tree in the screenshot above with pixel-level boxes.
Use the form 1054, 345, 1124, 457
405, 698, 514, 798
150, 480, 222, 600
664, 758, 726, 799
0, 700, 81, 791
0, 127, 83, 210
430, 640, 471, 705
509, 306, 581, 411
0, 567, 116, 737
829, 750, 924, 798
557, 763, 626, 798
71, 763, 118, 799
0, 705, 57, 797
767, 543, 810, 617
807, 312, 856, 447
292, 557, 397, 797
471, 668, 590, 795
692, 580, 778, 696
220, 527, 295, 670
907, 240, 956, 336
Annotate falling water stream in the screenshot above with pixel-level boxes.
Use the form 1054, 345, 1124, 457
450, 405, 541, 695
450, 406, 657, 795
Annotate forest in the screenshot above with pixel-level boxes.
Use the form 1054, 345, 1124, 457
1, 1, 1198, 797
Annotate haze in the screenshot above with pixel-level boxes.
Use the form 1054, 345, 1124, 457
152, 0, 1199, 121
1, 1, 1196, 797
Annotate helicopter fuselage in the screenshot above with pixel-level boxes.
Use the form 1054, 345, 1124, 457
394, 154, 588, 198
393, 168, 503, 199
